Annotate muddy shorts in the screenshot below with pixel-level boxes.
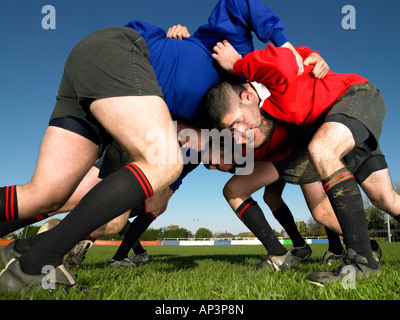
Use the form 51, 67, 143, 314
274, 82, 387, 185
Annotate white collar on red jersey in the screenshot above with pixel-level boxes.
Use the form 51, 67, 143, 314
250, 82, 271, 108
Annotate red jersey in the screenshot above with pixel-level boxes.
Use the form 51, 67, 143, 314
233, 45, 368, 129
251, 123, 309, 162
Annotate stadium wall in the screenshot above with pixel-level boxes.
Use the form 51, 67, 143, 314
0, 238, 328, 247
161, 238, 328, 246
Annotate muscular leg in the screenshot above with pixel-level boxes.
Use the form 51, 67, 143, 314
224, 161, 280, 210
53, 165, 102, 214
19, 96, 182, 274
263, 178, 285, 212
224, 162, 287, 256
301, 181, 344, 257
263, 179, 305, 248
308, 121, 377, 267
1, 126, 99, 220
361, 168, 400, 219
91, 96, 182, 192
300, 181, 342, 234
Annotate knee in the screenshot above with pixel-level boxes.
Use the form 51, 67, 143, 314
263, 193, 283, 212
223, 183, 234, 201
171, 162, 183, 182
308, 139, 328, 169
223, 181, 241, 202
39, 193, 69, 214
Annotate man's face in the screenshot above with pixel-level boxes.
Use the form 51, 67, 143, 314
219, 101, 264, 147
207, 145, 236, 173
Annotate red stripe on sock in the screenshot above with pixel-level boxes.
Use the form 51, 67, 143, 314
237, 200, 255, 218
131, 164, 153, 198
125, 165, 149, 198
323, 172, 347, 190
323, 171, 354, 192
146, 212, 156, 221
125, 164, 153, 198
10, 185, 15, 221
5, 186, 10, 221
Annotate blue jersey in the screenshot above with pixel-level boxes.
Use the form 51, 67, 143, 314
124, 0, 289, 191
125, 0, 288, 129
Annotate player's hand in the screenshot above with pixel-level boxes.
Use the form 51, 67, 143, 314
304, 53, 330, 79
167, 24, 191, 40
280, 42, 304, 76
212, 40, 242, 73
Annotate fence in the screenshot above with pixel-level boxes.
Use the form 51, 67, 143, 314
161, 237, 330, 246
369, 229, 400, 242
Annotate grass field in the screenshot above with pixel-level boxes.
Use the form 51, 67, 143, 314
1, 242, 400, 301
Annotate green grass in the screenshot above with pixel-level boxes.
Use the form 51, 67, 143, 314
1, 242, 400, 300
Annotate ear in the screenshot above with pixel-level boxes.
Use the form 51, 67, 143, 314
239, 90, 253, 104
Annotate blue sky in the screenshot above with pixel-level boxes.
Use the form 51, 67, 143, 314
1, 0, 400, 235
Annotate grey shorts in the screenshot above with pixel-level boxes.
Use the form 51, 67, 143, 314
50, 27, 163, 151
273, 143, 320, 185
274, 82, 387, 185
326, 82, 386, 174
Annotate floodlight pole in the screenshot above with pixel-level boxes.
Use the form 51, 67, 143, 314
387, 214, 391, 242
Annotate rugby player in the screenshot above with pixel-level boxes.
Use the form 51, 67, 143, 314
207, 40, 398, 285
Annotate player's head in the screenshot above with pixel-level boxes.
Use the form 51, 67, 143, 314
202, 136, 242, 174
206, 82, 262, 145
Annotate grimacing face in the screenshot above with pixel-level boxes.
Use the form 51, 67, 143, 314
205, 143, 236, 173
220, 100, 268, 148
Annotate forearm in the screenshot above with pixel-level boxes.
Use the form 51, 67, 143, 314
233, 44, 300, 84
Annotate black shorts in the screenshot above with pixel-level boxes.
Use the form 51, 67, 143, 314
49, 27, 163, 151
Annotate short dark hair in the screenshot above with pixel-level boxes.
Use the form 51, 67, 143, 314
206, 82, 246, 127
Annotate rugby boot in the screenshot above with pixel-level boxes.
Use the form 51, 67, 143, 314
321, 250, 345, 265
306, 248, 382, 287
255, 251, 298, 272
0, 258, 76, 293
63, 240, 93, 266
0, 240, 22, 268
370, 239, 382, 262
107, 258, 135, 268
129, 251, 150, 263
290, 243, 312, 262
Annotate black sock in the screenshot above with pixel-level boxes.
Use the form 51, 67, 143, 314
119, 220, 132, 237
132, 239, 146, 255
0, 186, 19, 222
322, 167, 377, 267
20, 164, 153, 275
14, 231, 48, 254
119, 203, 148, 254
272, 203, 305, 248
394, 215, 400, 224
113, 212, 155, 260
0, 214, 49, 238
236, 198, 287, 256
325, 227, 344, 255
